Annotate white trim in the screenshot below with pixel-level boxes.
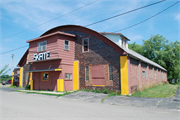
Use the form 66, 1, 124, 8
37, 41, 47, 52
64, 40, 69, 51
65, 73, 72, 80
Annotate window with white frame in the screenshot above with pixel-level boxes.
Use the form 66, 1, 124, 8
64, 40, 69, 50
85, 66, 89, 81
38, 41, 47, 52
82, 38, 89, 52
65, 73, 72, 80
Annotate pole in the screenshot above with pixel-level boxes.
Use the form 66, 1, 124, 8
11, 54, 14, 73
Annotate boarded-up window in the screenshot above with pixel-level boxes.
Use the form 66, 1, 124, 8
91, 65, 105, 85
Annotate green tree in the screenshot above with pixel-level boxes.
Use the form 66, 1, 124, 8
0, 64, 11, 82
142, 34, 168, 67
0, 64, 10, 76
128, 34, 179, 79
163, 41, 179, 79
128, 42, 144, 55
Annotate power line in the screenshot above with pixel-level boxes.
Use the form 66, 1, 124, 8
0, 45, 28, 55
1, 0, 99, 39
0, 0, 166, 55
85, 0, 166, 27
113, 1, 179, 32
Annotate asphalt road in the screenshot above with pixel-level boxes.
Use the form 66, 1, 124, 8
0, 89, 179, 120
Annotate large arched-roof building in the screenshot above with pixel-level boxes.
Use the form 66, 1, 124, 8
16, 25, 167, 94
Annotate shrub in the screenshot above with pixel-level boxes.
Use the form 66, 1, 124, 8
25, 85, 30, 90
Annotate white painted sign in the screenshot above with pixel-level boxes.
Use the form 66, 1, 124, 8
33, 51, 50, 61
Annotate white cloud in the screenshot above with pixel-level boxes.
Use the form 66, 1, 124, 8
1, 0, 151, 34
127, 34, 143, 42
175, 13, 180, 23
1, 0, 89, 33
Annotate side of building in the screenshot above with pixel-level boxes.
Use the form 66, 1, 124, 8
16, 25, 167, 94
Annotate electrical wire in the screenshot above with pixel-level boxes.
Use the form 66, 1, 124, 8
113, 1, 179, 32
0, 0, 167, 55
1, 0, 99, 39
85, 0, 165, 27
0, 45, 28, 55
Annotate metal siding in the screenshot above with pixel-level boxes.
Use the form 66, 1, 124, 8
31, 60, 61, 70
57, 35, 75, 64
28, 35, 75, 64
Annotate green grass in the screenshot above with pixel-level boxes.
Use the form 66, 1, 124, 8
81, 88, 121, 95
10, 85, 17, 88
81, 88, 121, 103
15, 90, 77, 97
131, 83, 179, 98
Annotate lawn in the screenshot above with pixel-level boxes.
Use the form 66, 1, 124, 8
131, 83, 179, 98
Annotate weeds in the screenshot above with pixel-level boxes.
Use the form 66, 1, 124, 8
131, 83, 179, 98
10, 85, 17, 88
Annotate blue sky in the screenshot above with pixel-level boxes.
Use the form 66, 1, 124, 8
0, 0, 179, 75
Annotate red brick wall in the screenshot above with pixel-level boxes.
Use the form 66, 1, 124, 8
129, 58, 138, 93
64, 30, 122, 91
129, 57, 167, 93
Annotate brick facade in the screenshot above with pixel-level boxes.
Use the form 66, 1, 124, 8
129, 57, 167, 93
64, 30, 122, 91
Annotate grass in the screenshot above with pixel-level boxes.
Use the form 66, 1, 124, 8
131, 83, 179, 98
10, 85, 17, 88
15, 90, 77, 97
81, 88, 121, 103
81, 88, 121, 96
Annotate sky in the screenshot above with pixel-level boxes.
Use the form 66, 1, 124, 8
0, 0, 179, 75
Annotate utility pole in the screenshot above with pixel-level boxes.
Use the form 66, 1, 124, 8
11, 54, 14, 73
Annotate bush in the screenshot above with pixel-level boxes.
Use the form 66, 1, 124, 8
25, 85, 30, 90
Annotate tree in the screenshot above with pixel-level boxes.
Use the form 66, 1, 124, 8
128, 34, 179, 79
0, 64, 11, 82
128, 42, 144, 55
163, 41, 179, 79
0, 64, 10, 76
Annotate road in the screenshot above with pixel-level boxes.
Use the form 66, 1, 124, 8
0, 89, 179, 120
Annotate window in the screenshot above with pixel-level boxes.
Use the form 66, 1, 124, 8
64, 40, 69, 50
142, 71, 145, 77
83, 38, 89, 52
38, 41, 47, 52
85, 66, 89, 81
65, 73, 72, 80
109, 65, 113, 80
42, 72, 49, 81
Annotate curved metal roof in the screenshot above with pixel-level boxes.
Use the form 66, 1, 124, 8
41, 25, 166, 71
